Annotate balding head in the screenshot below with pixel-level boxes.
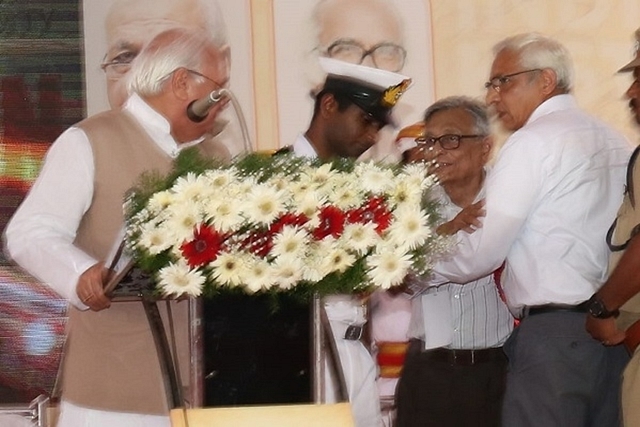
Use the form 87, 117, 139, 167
103, 0, 228, 108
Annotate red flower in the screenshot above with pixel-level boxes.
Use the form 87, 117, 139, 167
180, 224, 225, 268
313, 205, 346, 240
270, 213, 309, 234
347, 197, 392, 234
242, 229, 273, 258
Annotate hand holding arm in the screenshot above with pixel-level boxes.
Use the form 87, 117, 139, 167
437, 200, 485, 236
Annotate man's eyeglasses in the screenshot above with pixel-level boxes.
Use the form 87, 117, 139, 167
100, 60, 133, 80
484, 69, 541, 92
324, 39, 406, 72
415, 134, 485, 150
155, 68, 224, 89
185, 69, 224, 89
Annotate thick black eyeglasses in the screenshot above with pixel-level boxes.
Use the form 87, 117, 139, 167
484, 69, 541, 92
324, 39, 407, 72
415, 134, 485, 150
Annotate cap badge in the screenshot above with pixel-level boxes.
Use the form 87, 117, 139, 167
381, 78, 412, 108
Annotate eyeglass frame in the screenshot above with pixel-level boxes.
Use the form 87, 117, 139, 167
100, 59, 133, 80
415, 134, 486, 150
484, 69, 542, 92
153, 68, 224, 89
323, 39, 407, 72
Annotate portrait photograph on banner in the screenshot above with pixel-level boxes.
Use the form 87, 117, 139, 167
250, 0, 435, 157
4, 2, 640, 426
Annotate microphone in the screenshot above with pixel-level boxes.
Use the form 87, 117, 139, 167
186, 89, 228, 122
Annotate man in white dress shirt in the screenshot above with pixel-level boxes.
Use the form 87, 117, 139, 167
430, 33, 632, 426
288, 57, 410, 427
395, 96, 514, 427
4, 28, 230, 427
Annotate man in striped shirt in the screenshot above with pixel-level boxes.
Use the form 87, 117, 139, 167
395, 96, 514, 427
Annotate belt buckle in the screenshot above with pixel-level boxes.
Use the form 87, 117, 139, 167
344, 324, 363, 340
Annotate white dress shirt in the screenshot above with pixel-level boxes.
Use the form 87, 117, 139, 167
432, 95, 631, 310
292, 133, 318, 158
289, 132, 382, 427
4, 94, 202, 310
408, 187, 513, 349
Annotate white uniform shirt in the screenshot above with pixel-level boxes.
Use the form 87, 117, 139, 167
432, 95, 631, 310
4, 94, 202, 309
291, 133, 318, 158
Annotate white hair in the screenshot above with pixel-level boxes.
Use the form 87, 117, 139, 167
493, 32, 574, 93
106, 0, 228, 48
127, 28, 217, 96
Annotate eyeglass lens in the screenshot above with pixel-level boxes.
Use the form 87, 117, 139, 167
326, 40, 406, 72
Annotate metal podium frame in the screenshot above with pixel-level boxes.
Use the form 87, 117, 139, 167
141, 293, 349, 410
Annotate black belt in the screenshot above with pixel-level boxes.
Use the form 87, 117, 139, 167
420, 346, 505, 366
524, 301, 589, 317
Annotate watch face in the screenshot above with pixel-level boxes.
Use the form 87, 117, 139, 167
588, 297, 616, 319
588, 300, 604, 317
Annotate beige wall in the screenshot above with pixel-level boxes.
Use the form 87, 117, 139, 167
83, 1, 640, 146
430, 0, 640, 144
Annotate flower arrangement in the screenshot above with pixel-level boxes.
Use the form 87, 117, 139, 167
123, 149, 449, 299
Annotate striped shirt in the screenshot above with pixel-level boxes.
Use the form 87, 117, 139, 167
407, 187, 514, 349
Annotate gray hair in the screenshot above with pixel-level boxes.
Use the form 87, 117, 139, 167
127, 28, 221, 96
424, 96, 490, 136
493, 32, 574, 93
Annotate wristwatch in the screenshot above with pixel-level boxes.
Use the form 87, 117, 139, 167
586, 294, 619, 319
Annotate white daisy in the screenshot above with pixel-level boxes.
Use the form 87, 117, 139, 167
367, 245, 412, 289
272, 255, 303, 290
164, 202, 203, 243
355, 163, 395, 194
244, 184, 285, 225
138, 222, 175, 254
341, 223, 379, 255
204, 168, 237, 190
293, 191, 325, 218
387, 207, 432, 250
203, 197, 244, 233
171, 172, 209, 202
210, 252, 244, 286
157, 260, 205, 297
388, 179, 423, 208
271, 226, 309, 259
242, 256, 276, 293
321, 246, 356, 274
147, 190, 176, 214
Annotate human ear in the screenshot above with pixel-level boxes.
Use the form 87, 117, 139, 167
170, 67, 192, 101
480, 135, 494, 163
320, 93, 337, 118
539, 68, 558, 95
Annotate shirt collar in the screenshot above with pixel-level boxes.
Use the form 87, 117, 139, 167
526, 94, 577, 126
123, 93, 204, 158
292, 134, 318, 158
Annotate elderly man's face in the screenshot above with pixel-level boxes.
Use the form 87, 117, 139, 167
103, 0, 226, 109
317, 0, 405, 72
626, 68, 640, 125
485, 50, 546, 132
417, 108, 490, 187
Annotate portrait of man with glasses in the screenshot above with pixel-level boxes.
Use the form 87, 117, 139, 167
265, 0, 434, 161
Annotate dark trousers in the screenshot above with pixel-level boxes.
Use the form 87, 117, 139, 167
501, 311, 628, 427
396, 340, 508, 427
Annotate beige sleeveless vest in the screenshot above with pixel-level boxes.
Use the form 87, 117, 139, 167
608, 145, 640, 331
63, 109, 228, 414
